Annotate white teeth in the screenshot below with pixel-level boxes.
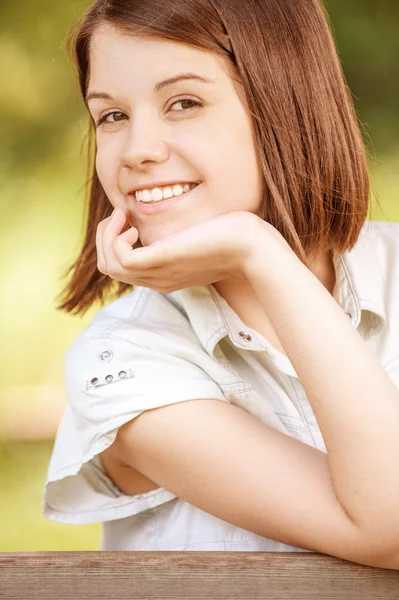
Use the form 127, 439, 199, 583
142, 190, 152, 202
151, 188, 163, 202
135, 183, 197, 203
173, 184, 183, 196
163, 187, 174, 199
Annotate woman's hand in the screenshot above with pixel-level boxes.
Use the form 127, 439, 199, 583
95, 207, 291, 293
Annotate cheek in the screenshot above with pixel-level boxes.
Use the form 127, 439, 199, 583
95, 147, 118, 193
209, 137, 261, 211
203, 107, 260, 184
225, 124, 263, 208
95, 150, 106, 183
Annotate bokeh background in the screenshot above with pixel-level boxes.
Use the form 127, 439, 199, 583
0, 0, 398, 551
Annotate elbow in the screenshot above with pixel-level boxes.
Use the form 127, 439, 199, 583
356, 533, 399, 570
342, 509, 399, 570
369, 550, 399, 571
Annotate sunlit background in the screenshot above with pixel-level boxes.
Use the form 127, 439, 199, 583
0, 0, 398, 551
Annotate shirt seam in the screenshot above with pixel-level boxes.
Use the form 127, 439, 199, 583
79, 287, 149, 343
285, 377, 317, 445
383, 355, 399, 372
339, 254, 361, 323
45, 487, 175, 515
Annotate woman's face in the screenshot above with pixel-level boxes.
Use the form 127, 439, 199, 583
87, 25, 264, 246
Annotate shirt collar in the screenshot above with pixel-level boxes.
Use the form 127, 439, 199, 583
332, 220, 386, 338
168, 221, 386, 360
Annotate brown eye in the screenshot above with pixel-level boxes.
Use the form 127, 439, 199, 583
169, 99, 203, 112
96, 111, 126, 127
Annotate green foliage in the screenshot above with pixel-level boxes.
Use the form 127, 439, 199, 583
325, 0, 399, 152
0, 0, 88, 180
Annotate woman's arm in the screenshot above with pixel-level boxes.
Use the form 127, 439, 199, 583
98, 213, 399, 567
242, 220, 399, 539
107, 398, 398, 569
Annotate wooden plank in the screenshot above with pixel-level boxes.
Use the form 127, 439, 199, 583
0, 552, 398, 599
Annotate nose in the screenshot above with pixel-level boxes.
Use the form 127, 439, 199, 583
120, 111, 169, 169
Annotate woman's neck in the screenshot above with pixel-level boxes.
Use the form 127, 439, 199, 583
212, 249, 336, 353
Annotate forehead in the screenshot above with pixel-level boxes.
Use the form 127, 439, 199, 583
89, 25, 228, 83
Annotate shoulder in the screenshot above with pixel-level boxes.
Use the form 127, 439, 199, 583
358, 220, 399, 274
61, 285, 226, 443
67, 285, 194, 360
359, 220, 399, 367
63, 285, 212, 396
361, 219, 399, 249
77, 285, 188, 340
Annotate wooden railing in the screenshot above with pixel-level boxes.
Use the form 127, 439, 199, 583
1, 552, 398, 599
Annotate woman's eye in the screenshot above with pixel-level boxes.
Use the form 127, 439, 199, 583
169, 98, 203, 112
95, 99, 202, 128
95, 111, 126, 128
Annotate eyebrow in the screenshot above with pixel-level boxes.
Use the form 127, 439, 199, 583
85, 73, 214, 104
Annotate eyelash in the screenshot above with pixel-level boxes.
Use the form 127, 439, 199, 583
95, 98, 203, 128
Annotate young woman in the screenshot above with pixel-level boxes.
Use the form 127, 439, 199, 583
43, 0, 399, 568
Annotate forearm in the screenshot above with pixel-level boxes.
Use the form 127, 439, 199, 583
243, 223, 399, 539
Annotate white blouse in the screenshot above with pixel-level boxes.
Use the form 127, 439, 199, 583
43, 220, 399, 551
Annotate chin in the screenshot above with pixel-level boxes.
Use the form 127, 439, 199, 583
136, 223, 177, 247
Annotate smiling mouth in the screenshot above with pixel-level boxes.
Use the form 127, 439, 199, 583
130, 182, 202, 215
134, 182, 200, 204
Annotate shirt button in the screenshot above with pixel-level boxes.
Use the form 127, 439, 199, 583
239, 331, 252, 342
100, 350, 113, 362
105, 374, 113, 382
90, 377, 99, 385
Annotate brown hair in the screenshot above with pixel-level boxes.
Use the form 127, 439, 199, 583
57, 0, 382, 316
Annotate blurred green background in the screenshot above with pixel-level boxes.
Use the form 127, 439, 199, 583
0, 0, 398, 551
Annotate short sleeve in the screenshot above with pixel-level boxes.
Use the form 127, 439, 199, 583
43, 333, 228, 525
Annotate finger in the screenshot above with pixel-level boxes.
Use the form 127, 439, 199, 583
101, 207, 128, 272
112, 226, 140, 269
96, 217, 109, 271
118, 226, 140, 246
113, 235, 164, 272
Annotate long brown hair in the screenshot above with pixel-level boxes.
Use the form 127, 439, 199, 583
57, 0, 381, 316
